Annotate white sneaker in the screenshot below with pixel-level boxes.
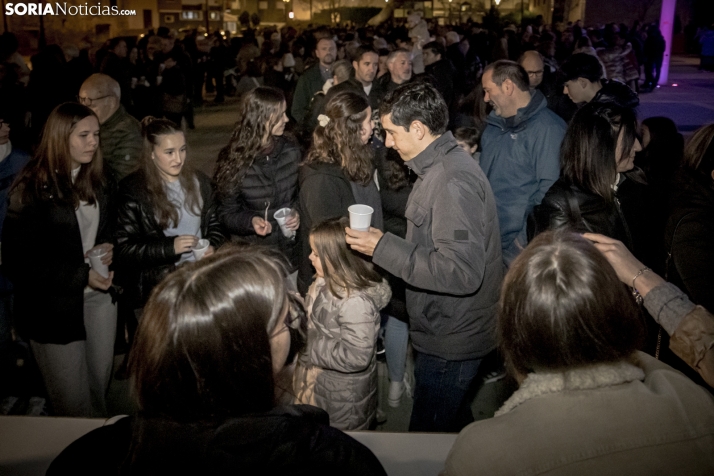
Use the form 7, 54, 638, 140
388, 380, 405, 408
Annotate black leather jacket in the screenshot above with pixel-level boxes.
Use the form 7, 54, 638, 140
115, 170, 226, 307
529, 177, 633, 248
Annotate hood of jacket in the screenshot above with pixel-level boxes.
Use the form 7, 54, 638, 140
486, 89, 548, 131
362, 278, 392, 311
299, 161, 349, 187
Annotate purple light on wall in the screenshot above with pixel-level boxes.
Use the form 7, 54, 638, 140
659, 0, 677, 85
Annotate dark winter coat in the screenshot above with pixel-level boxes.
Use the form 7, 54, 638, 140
114, 170, 226, 309
2, 178, 114, 344
372, 132, 503, 361
297, 161, 356, 294
592, 79, 640, 109
665, 169, 714, 311
216, 135, 301, 268
47, 407, 387, 476
529, 177, 633, 248
99, 105, 142, 182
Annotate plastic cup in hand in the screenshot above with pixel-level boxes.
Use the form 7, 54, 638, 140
348, 205, 374, 232
274, 208, 296, 239
192, 239, 210, 260
87, 248, 109, 278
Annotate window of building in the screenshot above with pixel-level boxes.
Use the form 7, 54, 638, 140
181, 10, 203, 20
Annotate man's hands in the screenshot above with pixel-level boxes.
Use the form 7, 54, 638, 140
345, 227, 384, 257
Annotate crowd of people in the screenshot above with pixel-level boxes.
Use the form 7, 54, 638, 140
0, 11, 713, 474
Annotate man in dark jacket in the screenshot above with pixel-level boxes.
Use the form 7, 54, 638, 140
422, 41, 456, 108
351, 46, 382, 111
346, 82, 503, 432
480, 60, 566, 266
560, 53, 639, 109
79, 74, 142, 181
291, 38, 336, 124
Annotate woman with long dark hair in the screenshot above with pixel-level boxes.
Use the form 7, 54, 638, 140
298, 90, 379, 293
213, 87, 301, 277
115, 117, 225, 314
2, 103, 116, 417
530, 102, 645, 256
48, 247, 387, 475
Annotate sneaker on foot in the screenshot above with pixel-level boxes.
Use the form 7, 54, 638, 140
388, 380, 405, 408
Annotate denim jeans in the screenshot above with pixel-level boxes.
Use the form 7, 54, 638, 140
384, 316, 409, 383
409, 351, 482, 432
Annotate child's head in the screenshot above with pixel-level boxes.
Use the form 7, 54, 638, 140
454, 127, 481, 155
309, 217, 382, 297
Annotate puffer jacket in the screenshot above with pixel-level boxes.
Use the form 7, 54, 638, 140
591, 79, 640, 109
216, 135, 301, 268
480, 89, 566, 265
294, 278, 391, 431
115, 170, 226, 308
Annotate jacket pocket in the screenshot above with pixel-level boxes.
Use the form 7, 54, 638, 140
405, 201, 428, 228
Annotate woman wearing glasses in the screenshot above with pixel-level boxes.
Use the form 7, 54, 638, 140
2, 103, 116, 417
48, 247, 387, 476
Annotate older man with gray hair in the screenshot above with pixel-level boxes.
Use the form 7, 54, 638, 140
376, 49, 413, 99
79, 73, 142, 181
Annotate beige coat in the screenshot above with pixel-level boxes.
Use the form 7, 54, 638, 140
294, 278, 391, 431
443, 352, 714, 475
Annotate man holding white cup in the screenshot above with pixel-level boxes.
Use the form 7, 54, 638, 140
346, 82, 504, 433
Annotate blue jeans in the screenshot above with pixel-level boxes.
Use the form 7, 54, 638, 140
409, 351, 482, 432
384, 316, 409, 383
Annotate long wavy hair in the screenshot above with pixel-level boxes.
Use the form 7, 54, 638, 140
214, 87, 286, 197
305, 90, 373, 186
140, 116, 201, 229
560, 102, 637, 202
16, 102, 104, 206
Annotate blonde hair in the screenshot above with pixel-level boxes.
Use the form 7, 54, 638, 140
683, 123, 714, 174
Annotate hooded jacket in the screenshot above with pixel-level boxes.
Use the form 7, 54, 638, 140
592, 79, 640, 109
480, 90, 566, 265
294, 278, 391, 431
297, 162, 356, 294
373, 132, 503, 361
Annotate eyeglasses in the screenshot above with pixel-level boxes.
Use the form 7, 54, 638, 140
527, 70, 544, 77
77, 95, 112, 106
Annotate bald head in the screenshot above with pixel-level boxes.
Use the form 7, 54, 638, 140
519, 51, 545, 88
79, 73, 120, 124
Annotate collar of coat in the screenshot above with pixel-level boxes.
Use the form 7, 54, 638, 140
486, 89, 547, 132
405, 131, 458, 177
495, 358, 645, 417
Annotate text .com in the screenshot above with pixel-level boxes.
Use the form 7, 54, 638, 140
5, 3, 137, 15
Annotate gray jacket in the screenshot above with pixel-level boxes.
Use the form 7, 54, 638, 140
294, 278, 391, 431
373, 132, 503, 361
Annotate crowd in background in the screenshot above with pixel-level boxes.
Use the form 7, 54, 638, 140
0, 10, 713, 475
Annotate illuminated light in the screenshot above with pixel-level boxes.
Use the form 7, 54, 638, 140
494, 0, 501, 4
672, 83, 678, 87
289, 11, 294, 18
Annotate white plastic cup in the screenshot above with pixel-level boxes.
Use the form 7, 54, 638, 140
192, 239, 210, 261
273, 208, 296, 239
348, 205, 374, 232
87, 248, 109, 278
